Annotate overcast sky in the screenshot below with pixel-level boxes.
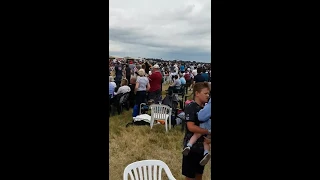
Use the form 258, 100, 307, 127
109, 0, 211, 62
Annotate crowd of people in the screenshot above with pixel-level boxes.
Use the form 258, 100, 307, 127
108, 58, 212, 180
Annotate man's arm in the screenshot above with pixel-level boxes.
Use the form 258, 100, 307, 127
148, 73, 154, 81
135, 83, 139, 93
147, 83, 150, 91
198, 98, 211, 122
185, 105, 210, 134
187, 121, 210, 134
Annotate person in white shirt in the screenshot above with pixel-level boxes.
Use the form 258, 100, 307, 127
190, 64, 194, 71
171, 64, 178, 83
192, 68, 197, 76
189, 68, 198, 91
114, 79, 131, 95
174, 65, 179, 74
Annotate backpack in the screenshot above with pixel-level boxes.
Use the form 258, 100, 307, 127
184, 73, 191, 81
132, 105, 139, 117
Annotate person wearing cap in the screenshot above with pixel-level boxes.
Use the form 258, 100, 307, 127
147, 64, 162, 104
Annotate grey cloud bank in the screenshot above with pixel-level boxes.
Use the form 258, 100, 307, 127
109, 0, 211, 62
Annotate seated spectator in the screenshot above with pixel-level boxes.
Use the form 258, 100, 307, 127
109, 76, 116, 100
179, 73, 186, 85
193, 68, 205, 89
109, 76, 116, 89
109, 77, 116, 109
114, 79, 131, 95
201, 68, 209, 82
168, 75, 181, 93
109, 81, 115, 99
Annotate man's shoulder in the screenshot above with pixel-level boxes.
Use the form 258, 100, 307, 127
185, 102, 200, 111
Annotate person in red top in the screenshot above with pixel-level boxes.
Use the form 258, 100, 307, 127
148, 64, 162, 104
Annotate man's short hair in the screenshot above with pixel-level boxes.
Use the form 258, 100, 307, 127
193, 82, 210, 95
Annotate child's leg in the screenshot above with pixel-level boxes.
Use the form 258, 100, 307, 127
182, 133, 202, 156
187, 133, 202, 147
199, 137, 211, 166
203, 141, 210, 155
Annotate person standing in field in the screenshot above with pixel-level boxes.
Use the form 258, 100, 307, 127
184, 68, 192, 91
180, 63, 185, 73
125, 64, 131, 81
135, 69, 150, 114
115, 62, 123, 87
182, 82, 211, 180
147, 64, 162, 104
189, 67, 198, 91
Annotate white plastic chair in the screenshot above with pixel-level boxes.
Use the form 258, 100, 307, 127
149, 104, 172, 132
123, 160, 176, 180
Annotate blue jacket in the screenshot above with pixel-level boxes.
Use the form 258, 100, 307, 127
198, 98, 211, 122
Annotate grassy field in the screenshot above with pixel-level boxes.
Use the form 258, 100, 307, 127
109, 84, 211, 180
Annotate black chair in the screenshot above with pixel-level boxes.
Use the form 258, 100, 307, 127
128, 84, 136, 108
166, 86, 180, 95
118, 92, 130, 114
112, 92, 130, 115
177, 84, 186, 98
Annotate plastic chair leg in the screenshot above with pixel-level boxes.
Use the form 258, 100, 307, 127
150, 118, 154, 129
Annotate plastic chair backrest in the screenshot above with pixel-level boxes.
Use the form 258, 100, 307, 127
150, 104, 171, 120
123, 160, 176, 180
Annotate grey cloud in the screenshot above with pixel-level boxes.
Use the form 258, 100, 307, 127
109, 0, 211, 62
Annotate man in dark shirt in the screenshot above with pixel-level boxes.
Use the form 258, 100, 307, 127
182, 82, 211, 180
125, 64, 131, 81
170, 64, 175, 73
115, 62, 123, 87
193, 68, 205, 87
145, 61, 152, 74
